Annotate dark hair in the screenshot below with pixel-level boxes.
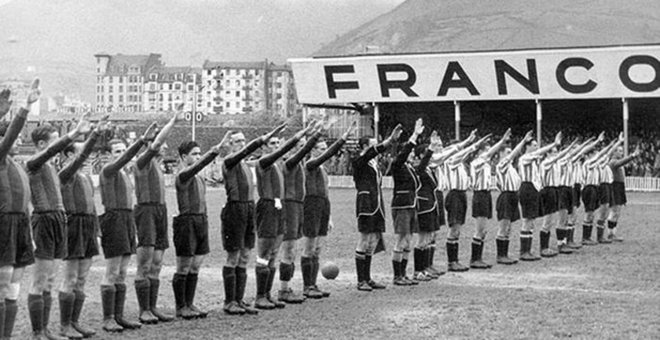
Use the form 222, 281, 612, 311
108, 138, 125, 148
414, 144, 428, 158
358, 136, 373, 149
0, 121, 8, 137
178, 141, 199, 157
31, 124, 57, 144
62, 143, 77, 157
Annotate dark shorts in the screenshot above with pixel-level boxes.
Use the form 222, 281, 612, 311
100, 209, 137, 259
221, 201, 256, 252
611, 181, 627, 206
540, 187, 559, 216
598, 183, 612, 206
418, 207, 441, 233
392, 208, 418, 234
135, 203, 169, 250
444, 190, 467, 226
303, 196, 330, 238
0, 212, 34, 267
471, 190, 493, 219
65, 214, 100, 260
557, 186, 573, 213
519, 182, 541, 219
283, 200, 304, 241
582, 185, 599, 212
496, 191, 520, 222
33, 210, 67, 260
173, 214, 209, 257
573, 184, 582, 208
357, 211, 385, 233
256, 199, 283, 238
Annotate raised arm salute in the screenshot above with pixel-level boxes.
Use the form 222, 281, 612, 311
469, 128, 512, 270
353, 124, 402, 292
58, 116, 108, 339
0, 81, 39, 340
220, 125, 284, 316
301, 121, 355, 298
172, 132, 231, 320
133, 113, 178, 325
279, 121, 324, 302
517, 131, 561, 262
27, 103, 91, 340
254, 123, 312, 311
494, 130, 534, 265
98, 122, 155, 334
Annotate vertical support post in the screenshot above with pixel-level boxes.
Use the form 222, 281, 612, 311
622, 98, 629, 156
454, 101, 461, 140
302, 106, 308, 127
535, 99, 542, 146
374, 103, 380, 141
192, 82, 197, 141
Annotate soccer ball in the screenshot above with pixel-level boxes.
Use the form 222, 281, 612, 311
321, 262, 339, 280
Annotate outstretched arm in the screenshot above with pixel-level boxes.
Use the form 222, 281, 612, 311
0, 82, 39, 160
59, 130, 101, 183
224, 124, 286, 169
27, 110, 91, 172
179, 131, 232, 182
306, 122, 354, 170
353, 123, 403, 168
483, 128, 512, 160
284, 123, 319, 169
260, 124, 313, 169
137, 114, 177, 170
446, 134, 491, 165
530, 131, 562, 158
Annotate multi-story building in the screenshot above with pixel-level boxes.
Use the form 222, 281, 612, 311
94, 54, 299, 117
94, 53, 163, 112
143, 66, 203, 112
201, 60, 298, 116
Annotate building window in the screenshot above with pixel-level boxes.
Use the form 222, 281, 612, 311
188, 84, 194, 91
174, 83, 182, 90
109, 95, 113, 102
151, 74, 157, 81
226, 102, 230, 108
236, 91, 240, 97
276, 82, 282, 88
235, 80, 240, 86
119, 85, 123, 92
235, 102, 240, 108
226, 80, 230, 87
119, 95, 123, 102
276, 93, 282, 99
109, 87, 113, 93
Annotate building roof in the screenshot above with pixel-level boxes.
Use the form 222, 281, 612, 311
314, 0, 660, 57
103, 53, 163, 76
203, 60, 267, 70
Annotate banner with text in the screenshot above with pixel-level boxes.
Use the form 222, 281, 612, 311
289, 45, 660, 104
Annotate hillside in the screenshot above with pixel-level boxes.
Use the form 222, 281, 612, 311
0, 0, 404, 101
315, 0, 660, 56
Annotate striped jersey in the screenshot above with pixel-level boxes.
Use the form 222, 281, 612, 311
599, 161, 613, 183
540, 158, 559, 187
495, 155, 521, 192
584, 160, 601, 185
518, 154, 542, 190
470, 156, 491, 191
573, 161, 585, 185
445, 162, 470, 191
557, 158, 574, 187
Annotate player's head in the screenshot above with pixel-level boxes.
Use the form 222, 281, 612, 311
311, 139, 328, 158
263, 136, 281, 154
358, 136, 376, 154
31, 124, 59, 151
178, 140, 201, 166
61, 141, 84, 166
525, 139, 538, 153
613, 145, 624, 159
0, 121, 21, 156
411, 144, 427, 165
229, 131, 246, 153
108, 139, 127, 161
500, 146, 512, 159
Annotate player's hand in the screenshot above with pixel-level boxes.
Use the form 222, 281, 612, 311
597, 131, 605, 143
467, 129, 478, 142
523, 130, 534, 143
212, 130, 233, 153
389, 124, 403, 142
26, 78, 41, 106
412, 118, 424, 136
429, 130, 443, 151
328, 220, 334, 233
274, 198, 282, 210
74, 111, 93, 135
141, 122, 158, 140
554, 131, 563, 146
263, 123, 287, 143
618, 132, 624, 143
94, 114, 111, 132
295, 122, 316, 139
502, 128, 512, 141
0, 89, 12, 117
341, 121, 357, 140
